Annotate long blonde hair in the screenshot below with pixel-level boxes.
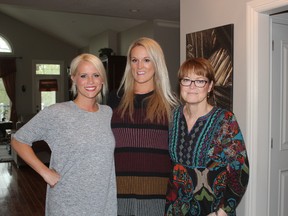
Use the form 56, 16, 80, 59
117, 37, 178, 123
70, 53, 108, 103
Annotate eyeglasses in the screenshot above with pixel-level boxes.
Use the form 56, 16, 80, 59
180, 78, 208, 88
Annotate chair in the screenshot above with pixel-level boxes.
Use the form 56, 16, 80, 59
0, 121, 13, 144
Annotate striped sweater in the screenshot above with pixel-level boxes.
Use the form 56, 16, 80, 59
109, 91, 171, 216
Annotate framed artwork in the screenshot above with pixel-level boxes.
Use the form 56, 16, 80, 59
186, 24, 234, 111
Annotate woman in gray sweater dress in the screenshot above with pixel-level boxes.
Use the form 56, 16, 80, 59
11, 53, 117, 216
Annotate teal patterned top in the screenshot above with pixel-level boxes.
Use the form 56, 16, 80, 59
165, 106, 249, 216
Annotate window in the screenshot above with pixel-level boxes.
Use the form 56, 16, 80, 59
41, 91, 56, 110
0, 78, 11, 121
35, 63, 61, 110
0, 35, 12, 53
39, 78, 58, 110
0, 34, 12, 121
36, 64, 60, 75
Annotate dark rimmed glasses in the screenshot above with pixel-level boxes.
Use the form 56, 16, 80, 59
180, 78, 208, 88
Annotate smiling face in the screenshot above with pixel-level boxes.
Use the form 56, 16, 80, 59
178, 58, 216, 106
71, 60, 103, 101
130, 45, 155, 92
180, 73, 213, 106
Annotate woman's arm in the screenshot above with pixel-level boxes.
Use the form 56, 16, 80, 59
11, 138, 60, 187
220, 112, 249, 215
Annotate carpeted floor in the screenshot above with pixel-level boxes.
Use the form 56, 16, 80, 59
0, 143, 13, 162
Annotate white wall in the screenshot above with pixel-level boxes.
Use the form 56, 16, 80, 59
0, 12, 78, 117
119, 20, 180, 92
154, 20, 180, 92
0, 12, 180, 118
181, 0, 250, 215
118, 20, 154, 56
89, 21, 180, 93
89, 30, 118, 56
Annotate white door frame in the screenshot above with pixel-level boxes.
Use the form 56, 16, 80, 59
246, 1, 288, 216
31, 60, 65, 113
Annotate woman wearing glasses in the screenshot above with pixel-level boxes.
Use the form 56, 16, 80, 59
165, 58, 249, 216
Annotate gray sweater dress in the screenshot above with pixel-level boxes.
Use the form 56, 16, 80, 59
13, 101, 117, 216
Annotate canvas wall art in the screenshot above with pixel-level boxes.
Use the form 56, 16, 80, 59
186, 24, 234, 111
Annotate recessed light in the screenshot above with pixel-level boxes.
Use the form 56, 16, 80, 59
129, 9, 140, 13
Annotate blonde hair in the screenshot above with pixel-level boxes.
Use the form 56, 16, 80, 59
117, 37, 178, 122
178, 57, 216, 105
70, 53, 108, 103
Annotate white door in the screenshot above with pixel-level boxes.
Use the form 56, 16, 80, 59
32, 60, 65, 113
270, 17, 288, 216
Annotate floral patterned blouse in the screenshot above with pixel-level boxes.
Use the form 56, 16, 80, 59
165, 106, 249, 216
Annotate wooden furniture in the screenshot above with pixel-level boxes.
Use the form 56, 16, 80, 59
101, 56, 127, 92
5, 129, 15, 154
0, 121, 13, 140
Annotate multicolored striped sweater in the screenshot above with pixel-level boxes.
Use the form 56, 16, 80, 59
165, 106, 249, 216
109, 91, 171, 216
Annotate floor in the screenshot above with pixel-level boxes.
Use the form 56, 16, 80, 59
0, 162, 46, 216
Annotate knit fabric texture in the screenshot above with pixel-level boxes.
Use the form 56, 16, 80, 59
109, 91, 171, 216
14, 101, 117, 216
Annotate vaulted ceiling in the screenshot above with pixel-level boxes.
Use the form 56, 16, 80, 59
0, 0, 180, 48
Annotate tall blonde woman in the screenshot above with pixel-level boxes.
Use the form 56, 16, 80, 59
108, 37, 178, 216
12, 53, 117, 216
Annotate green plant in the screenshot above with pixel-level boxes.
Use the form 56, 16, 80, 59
99, 48, 113, 58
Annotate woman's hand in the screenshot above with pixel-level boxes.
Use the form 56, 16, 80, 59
207, 208, 227, 216
42, 168, 61, 188
11, 138, 61, 188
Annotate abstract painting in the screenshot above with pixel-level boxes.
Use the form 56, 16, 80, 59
186, 24, 234, 111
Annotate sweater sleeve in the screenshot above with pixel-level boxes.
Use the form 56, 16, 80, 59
13, 107, 52, 146
220, 112, 249, 215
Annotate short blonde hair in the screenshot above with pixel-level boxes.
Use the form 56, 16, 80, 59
70, 53, 108, 103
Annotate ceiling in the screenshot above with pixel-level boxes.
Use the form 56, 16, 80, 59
0, 0, 180, 48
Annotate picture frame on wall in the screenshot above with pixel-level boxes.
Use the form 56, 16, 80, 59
186, 24, 234, 111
